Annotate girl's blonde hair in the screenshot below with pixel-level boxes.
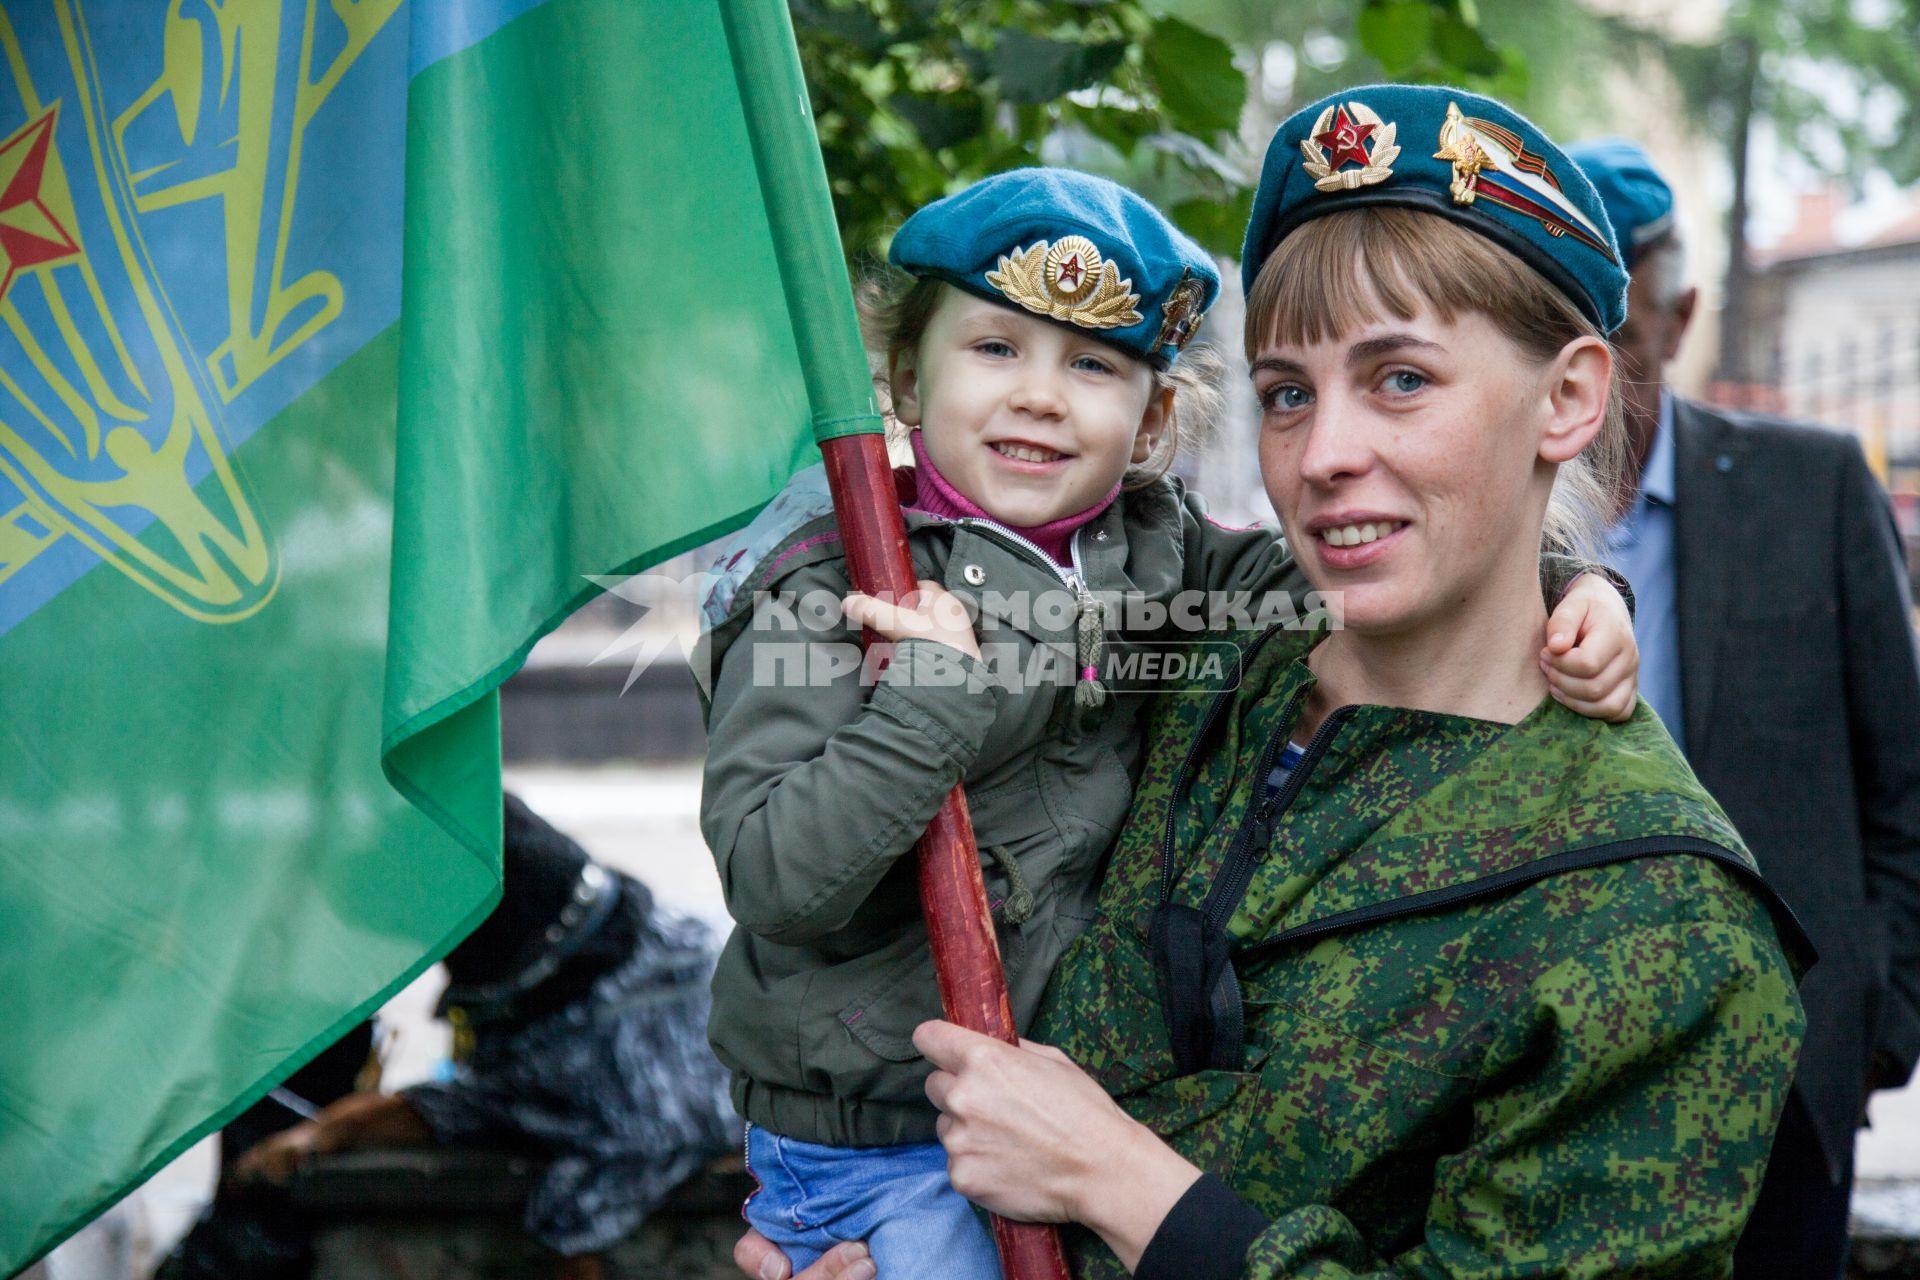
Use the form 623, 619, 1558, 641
855, 268, 1225, 488
1243, 207, 1626, 558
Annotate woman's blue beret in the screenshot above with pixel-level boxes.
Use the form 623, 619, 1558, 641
1241, 85, 1629, 334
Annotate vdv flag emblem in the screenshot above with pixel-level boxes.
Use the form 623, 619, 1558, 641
0, 2, 415, 631
0, 0, 829, 1269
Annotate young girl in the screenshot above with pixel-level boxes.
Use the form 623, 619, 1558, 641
696, 167, 1637, 1279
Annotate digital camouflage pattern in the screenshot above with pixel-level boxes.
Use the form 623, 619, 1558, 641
1033, 625, 1807, 1278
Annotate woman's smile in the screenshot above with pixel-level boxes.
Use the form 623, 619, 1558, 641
1305, 511, 1411, 568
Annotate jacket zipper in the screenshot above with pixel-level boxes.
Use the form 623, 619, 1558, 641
952, 519, 1109, 696
1157, 623, 1297, 907
1068, 525, 1089, 586
953, 516, 1082, 587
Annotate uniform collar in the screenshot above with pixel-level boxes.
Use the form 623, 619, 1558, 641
1159, 625, 1757, 942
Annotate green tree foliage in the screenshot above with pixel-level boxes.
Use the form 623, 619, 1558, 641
793, 0, 1249, 260
1166, 0, 1614, 139
791, 0, 1517, 264
1652, 0, 1920, 192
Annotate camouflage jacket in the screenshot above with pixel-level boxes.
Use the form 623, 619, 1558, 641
1032, 624, 1809, 1279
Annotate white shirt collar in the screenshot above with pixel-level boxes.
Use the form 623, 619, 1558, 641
1639, 389, 1677, 508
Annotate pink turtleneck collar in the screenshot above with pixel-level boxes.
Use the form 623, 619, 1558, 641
904, 431, 1121, 567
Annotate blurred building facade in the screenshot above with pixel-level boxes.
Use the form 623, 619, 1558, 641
1730, 188, 1920, 573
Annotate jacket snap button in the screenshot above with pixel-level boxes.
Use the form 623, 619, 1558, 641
963, 564, 987, 586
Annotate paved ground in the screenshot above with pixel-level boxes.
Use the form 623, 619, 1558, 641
1863, 1062, 1920, 1180
63, 762, 1920, 1275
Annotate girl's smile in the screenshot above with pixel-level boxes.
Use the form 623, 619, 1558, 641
987, 439, 1073, 469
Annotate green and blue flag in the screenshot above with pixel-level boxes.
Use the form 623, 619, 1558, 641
0, 1, 854, 1268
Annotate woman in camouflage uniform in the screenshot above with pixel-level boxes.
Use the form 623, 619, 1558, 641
737, 86, 1808, 1280
893, 87, 1810, 1280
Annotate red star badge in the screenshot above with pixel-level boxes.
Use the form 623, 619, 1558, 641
1314, 106, 1377, 170
1055, 252, 1085, 290
0, 105, 80, 304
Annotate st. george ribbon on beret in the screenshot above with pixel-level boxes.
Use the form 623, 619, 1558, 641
1567, 137, 1677, 269
889, 167, 1221, 366
1240, 85, 1629, 334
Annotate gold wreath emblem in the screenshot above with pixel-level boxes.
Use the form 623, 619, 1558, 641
985, 238, 1143, 330
1298, 100, 1400, 193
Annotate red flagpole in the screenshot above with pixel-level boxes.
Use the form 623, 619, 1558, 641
820, 437, 1073, 1280
719, 3, 1072, 1275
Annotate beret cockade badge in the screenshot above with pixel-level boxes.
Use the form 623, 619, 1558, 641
985, 235, 1143, 330
1300, 101, 1399, 192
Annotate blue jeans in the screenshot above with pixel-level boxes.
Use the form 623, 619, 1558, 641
743, 1124, 1003, 1279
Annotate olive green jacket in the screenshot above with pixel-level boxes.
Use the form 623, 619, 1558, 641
697, 475, 1302, 1146
1034, 624, 1810, 1279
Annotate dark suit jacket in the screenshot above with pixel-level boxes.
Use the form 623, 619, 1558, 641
1672, 396, 1920, 1176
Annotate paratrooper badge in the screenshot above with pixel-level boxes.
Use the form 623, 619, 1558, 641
1434, 102, 1616, 261
986, 234, 1143, 329
1155, 269, 1206, 352
1300, 101, 1399, 192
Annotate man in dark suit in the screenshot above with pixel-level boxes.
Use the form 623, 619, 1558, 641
1572, 139, 1920, 1279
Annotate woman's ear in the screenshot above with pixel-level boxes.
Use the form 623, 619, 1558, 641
1131, 385, 1175, 464
890, 349, 923, 428
1538, 336, 1611, 464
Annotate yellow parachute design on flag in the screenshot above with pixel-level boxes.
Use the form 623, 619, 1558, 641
0, 0, 400, 623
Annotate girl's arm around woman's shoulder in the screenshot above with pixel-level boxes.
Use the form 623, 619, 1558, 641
699, 556, 1001, 947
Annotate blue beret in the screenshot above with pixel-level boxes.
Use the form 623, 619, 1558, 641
1241, 85, 1628, 334
889, 167, 1220, 366
1566, 137, 1676, 268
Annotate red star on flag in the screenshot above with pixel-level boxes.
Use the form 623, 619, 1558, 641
0, 105, 81, 305
1055, 253, 1085, 290
1314, 106, 1376, 170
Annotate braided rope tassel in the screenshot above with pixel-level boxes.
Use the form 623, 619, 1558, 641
1074, 587, 1107, 709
